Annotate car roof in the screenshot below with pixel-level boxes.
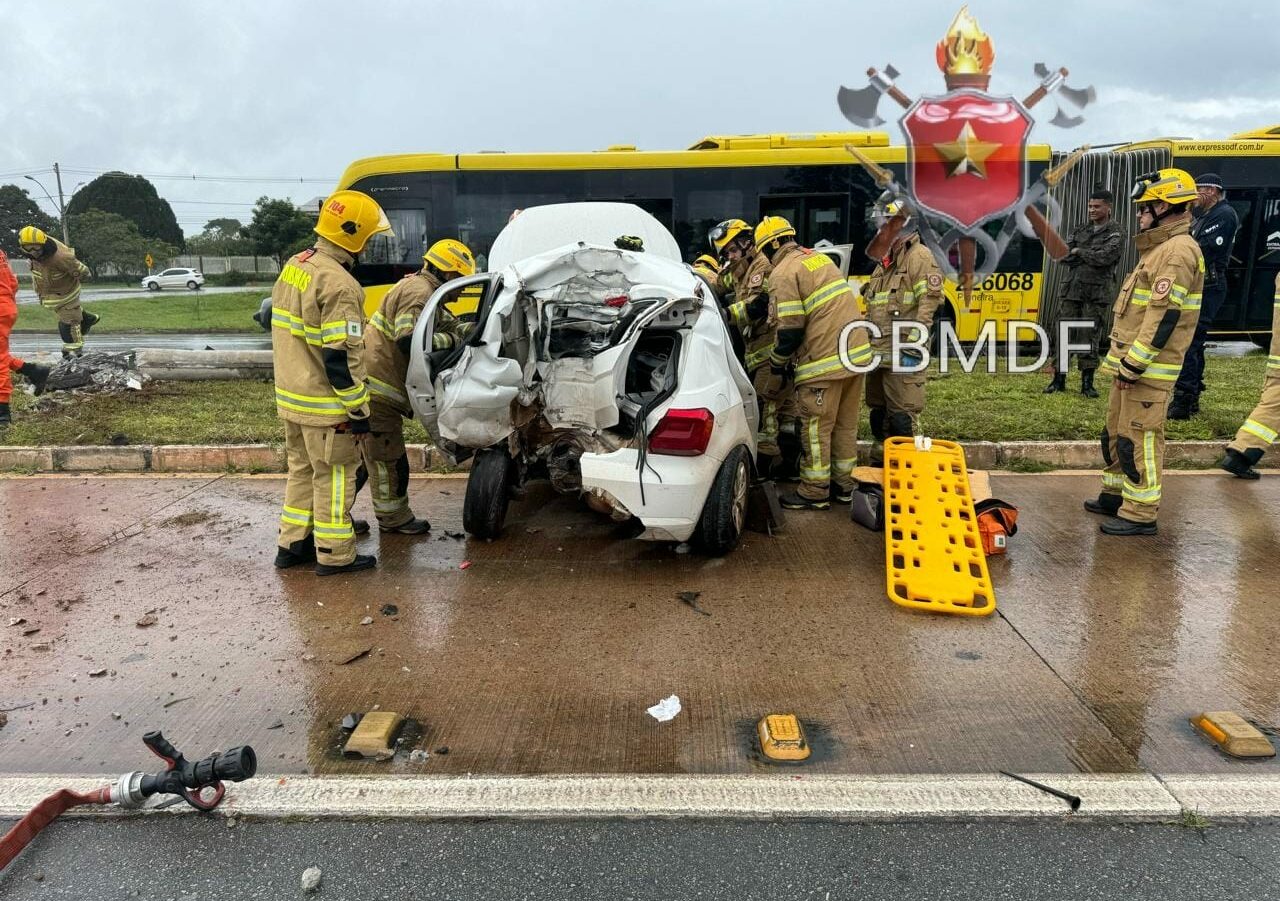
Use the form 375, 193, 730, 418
488, 202, 681, 271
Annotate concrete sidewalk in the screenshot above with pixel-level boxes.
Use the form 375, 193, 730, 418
1, 472, 1277, 792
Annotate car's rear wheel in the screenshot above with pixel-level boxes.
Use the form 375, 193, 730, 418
147, 281, 160, 292
464, 448, 514, 540
187, 280, 199, 290
696, 445, 750, 556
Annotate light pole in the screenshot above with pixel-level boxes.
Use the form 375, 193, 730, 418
24, 170, 69, 245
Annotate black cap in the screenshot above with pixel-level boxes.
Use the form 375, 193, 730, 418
1196, 173, 1225, 190
1089, 187, 1114, 203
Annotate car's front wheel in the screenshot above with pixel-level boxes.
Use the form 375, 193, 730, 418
147, 281, 160, 292
696, 444, 750, 556
187, 280, 199, 290
464, 447, 514, 540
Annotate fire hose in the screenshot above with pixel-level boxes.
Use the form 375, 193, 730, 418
0, 730, 256, 874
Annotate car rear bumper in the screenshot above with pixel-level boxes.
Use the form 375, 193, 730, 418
579, 448, 723, 543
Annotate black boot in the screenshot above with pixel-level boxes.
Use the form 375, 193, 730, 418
1100, 516, 1157, 536
81, 311, 101, 335
0, 402, 10, 427
352, 518, 371, 536
1167, 392, 1193, 421
274, 536, 317, 569
1080, 369, 1098, 399
1219, 447, 1263, 480
1043, 373, 1067, 394
18, 362, 51, 396
315, 553, 377, 576
381, 517, 431, 535
1083, 492, 1121, 515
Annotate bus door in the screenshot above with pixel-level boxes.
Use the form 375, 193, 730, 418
1212, 189, 1259, 335
1245, 190, 1280, 343
759, 194, 849, 248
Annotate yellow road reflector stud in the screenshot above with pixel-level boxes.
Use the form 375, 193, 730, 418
883, 436, 995, 616
343, 711, 406, 760
757, 714, 811, 762
1190, 711, 1276, 759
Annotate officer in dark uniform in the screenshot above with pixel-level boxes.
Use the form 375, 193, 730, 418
1044, 187, 1124, 398
1169, 173, 1238, 419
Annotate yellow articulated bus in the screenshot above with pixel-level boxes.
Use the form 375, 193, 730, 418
1045, 126, 1280, 346
335, 132, 1052, 339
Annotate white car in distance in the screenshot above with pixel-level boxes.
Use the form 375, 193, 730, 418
405, 202, 760, 555
141, 268, 205, 291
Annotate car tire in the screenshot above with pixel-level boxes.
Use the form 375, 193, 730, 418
463, 448, 514, 540
147, 281, 160, 292
187, 280, 199, 290
696, 444, 750, 556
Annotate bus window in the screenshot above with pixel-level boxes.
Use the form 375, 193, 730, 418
362, 207, 428, 266
759, 194, 848, 248
1216, 191, 1256, 331
1245, 191, 1280, 332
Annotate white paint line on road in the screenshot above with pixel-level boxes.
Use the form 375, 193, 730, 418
1161, 775, 1280, 817
0, 774, 1205, 820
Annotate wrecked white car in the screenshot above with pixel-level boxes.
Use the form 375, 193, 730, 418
405, 203, 758, 554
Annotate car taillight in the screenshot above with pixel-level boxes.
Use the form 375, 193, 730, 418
649, 408, 714, 456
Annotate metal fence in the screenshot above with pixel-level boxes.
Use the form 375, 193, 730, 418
170, 255, 280, 275
1041, 145, 1172, 329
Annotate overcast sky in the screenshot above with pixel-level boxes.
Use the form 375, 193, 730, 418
4, 0, 1279, 235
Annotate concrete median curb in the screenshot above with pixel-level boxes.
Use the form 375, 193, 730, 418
0, 440, 1264, 474
1, 773, 1277, 821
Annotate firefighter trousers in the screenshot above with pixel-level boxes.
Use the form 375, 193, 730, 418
50, 299, 84, 356
752, 366, 797, 456
1228, 373, 1280, 458
279, 421, 360, 566
865, 368, 925, 432
359, 402, 415, 529
1100, 382, 1168, 524
795, 375, 865, 501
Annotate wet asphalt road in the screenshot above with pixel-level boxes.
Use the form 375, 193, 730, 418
2, 816, 1279, 900
7, 333, 270, 354
14, 286, 253, 305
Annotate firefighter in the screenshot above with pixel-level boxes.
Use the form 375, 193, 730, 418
1087, 169, 1204, 536
271, 190, 390, 575
755, 216, 873, 510
691, 253, 721, 297
710, 219, 793, 468
17, 226, 98, 358
0, 249, 51, 426
361, 238, 474, 534
860, 202, 945, 465
1219, 273, 1280, 479
1169, 173, 1239, 419
1044, 187, 1124, 397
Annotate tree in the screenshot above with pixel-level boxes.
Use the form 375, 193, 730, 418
68, 210, 177, 279
243, 197, 314, 265
186, 217, 254, 256
0, 184, 59, 256
65, 172, 184, 250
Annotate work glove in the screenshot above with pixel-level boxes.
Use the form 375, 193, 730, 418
347, 416, 371, 435
745, 291, 769, 322
898, 350, 925, 370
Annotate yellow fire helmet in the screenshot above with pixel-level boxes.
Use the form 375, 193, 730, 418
1131, 169, 1198, 206
424, 238, 476, 277
692, 253, 720, 274
18, 225, 48, 248
313, 190, 392, 254
754, 215, 796, 251
708, 218, 752, 255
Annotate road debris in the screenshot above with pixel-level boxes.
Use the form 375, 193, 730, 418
647, 694, 682, 722
162, 696, 194, 709
409, 749, 430, 763
380, 604, 399, 616
999, 770, 1082, 810
336, 646, 373, 665
300, 866, 323, 894
677, 590, 710, 617
460, 560, 472, 570
7, 618, 25, 627
21, 627, 41, 637
340, 713, 363, 731
359, 616, 374, 626
136, 614, 158, 628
